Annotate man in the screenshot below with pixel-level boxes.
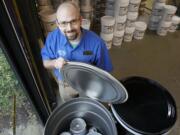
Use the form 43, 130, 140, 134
41, 1, 113, 102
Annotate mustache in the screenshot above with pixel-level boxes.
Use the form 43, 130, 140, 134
65, 30, 76, 33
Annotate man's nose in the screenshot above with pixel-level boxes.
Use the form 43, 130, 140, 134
66, 23, 72, 31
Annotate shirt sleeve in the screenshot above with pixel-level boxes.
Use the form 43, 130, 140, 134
41, 34, 55, 60
94, 40, 113, 72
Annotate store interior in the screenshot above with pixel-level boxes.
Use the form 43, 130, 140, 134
0, 0, 180, 135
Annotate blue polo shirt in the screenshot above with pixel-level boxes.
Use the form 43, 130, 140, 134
41, 28, 113, 80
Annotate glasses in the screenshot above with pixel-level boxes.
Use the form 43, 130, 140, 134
57, 18, 80, 27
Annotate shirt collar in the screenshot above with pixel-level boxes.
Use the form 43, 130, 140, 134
57, 28, 86, 48
57, 28, 68, 47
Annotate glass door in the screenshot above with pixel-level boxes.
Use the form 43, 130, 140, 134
0, 48, 43, 135
0, 0, 58, 134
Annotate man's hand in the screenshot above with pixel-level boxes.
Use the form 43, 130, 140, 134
42, 57, 66, 69
54, 57, 66, 69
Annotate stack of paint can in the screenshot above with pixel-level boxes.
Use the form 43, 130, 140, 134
148, 0, 166, 30
169, 15, 180, 33
134, 21, 147, 40
94, 0, 106, 20
131, 0, 148, 40
124, 12, 138, 42
113, 15, 126, 46
128, 0, 141, 13
112, 0, 129, 46
105, 0, 115, 16
37, 0, 57, 37
124, 0, 141, 42
139, 0, 147, 15
93, 0, 106, 33
114, 0, 129, 17
79, 0, 93, 31
157, 4, 177, 36
100, 16, 115, 49
80, 0, 93, 21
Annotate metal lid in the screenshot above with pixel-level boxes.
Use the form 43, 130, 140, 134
61, 62, 128, 104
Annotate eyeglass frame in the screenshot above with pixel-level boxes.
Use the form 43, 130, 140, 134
56, 18, 81, 28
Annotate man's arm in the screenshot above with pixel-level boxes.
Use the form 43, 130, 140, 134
94, 40, 113, 72
43, 57, 66, 69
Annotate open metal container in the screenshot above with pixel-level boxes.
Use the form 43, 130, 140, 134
111, 76, 177, 135
44, 62, 177, 135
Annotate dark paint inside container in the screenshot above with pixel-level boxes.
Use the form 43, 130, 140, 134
112, 76, 177, 135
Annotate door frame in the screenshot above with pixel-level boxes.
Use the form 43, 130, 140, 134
0, 0, 57, 124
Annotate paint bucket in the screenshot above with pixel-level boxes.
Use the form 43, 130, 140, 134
101, 16, 115, 34
152, 2, 165, 16
112, 76, 177, 135
105, 9, 114, 16
169, 16, 180, 32
80, 0, 92, 9
148, 15, 161, 30
157, 21, 172, 36
139, 0, 147, 15
134, 21, 147, 40
126, 12, 138, 27
114, 0, 129, 16
100, 32, 114, 49
114, 15, 127, 31
38, 9, 57, 32
162, 5, 177, 22
106, 0, 114, 10
124, 27, 135, 42
128, 0, 141, 12
113, 30, 125, 47
81, 19, 91, 30
81, 6, 93, 20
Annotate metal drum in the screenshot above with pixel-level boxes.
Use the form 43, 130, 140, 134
44, 97, 118, 135
111, 76, 177, 135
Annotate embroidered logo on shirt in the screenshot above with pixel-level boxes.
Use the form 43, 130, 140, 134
57, 50, 66, 57
83, 50, 93, 55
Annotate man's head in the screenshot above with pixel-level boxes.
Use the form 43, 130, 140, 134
56, 2, 82, 41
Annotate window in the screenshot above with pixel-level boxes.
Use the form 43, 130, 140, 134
0, 48, 43, 135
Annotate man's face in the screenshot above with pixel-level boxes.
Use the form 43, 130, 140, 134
57, 7, 81, 41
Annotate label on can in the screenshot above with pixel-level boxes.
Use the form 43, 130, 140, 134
158, 26, 168, 36
119, 7, 128, 16
113, 36, 123, 46
124, 33, 133, 42
129, 3, 140, 12
126, 20, 136, 27
164, 14, 174, 21
134, 30, 145, 39
116, 23, 125, 31
102, 25, 114, 34
149, 21, 159, 27
152, 9, 163, 16
169, 24, 178, 31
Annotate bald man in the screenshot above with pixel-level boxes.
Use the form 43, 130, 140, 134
41, 1, 113, 102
